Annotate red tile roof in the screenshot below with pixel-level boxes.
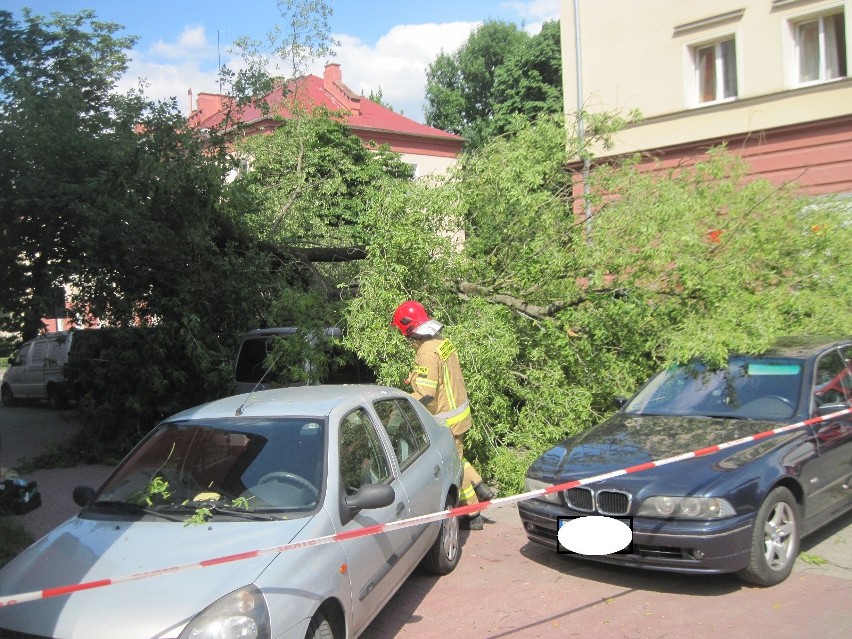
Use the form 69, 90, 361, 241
189, 64, 463, 157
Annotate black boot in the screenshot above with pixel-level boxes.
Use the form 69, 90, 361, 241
473, 481, 496, 502
460, 514, 484, 530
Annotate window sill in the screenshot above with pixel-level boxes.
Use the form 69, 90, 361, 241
793, 75, 848, 90
690, 96, 739, 109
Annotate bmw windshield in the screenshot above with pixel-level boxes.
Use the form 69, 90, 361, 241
93, 418, 326, 518
624, 357, 804, 420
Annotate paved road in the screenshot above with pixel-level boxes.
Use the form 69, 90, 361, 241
1, 404, 850, 639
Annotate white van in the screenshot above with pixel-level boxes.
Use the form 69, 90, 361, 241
1, 332, 73, 409
234, 327, 375, 394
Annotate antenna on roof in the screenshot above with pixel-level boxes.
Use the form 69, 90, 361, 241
235, 349, 284, 416
218, 30, 222, 94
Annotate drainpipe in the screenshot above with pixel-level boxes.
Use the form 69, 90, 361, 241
573, 0, 592, 241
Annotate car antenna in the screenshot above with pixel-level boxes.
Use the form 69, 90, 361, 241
235, 350, 283, 416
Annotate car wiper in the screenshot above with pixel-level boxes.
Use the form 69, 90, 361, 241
695, 413, 754, 421
89, 500, 184, 522
206, 504, 279, 521
170, 501, 280, 521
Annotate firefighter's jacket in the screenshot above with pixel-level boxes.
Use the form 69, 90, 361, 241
409, 335, 472, 436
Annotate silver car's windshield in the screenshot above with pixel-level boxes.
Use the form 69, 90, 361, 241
625, 357, 804, 420
95, 418, 325, 515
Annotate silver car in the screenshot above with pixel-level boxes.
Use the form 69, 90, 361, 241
0, 385, 463, 639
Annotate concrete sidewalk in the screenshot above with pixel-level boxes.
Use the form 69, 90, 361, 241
0, 404, 113, 540
16, 465, 114, 540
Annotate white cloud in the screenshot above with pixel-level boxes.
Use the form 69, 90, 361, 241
116, 26, 229, 109
317, 22, 479, 121
118, 58, 222, 110
116, 21, 478, 122
500, 0, 561, 22
114, 4, 563, 124
149, 25, 214, 61
500, 0, 561, 33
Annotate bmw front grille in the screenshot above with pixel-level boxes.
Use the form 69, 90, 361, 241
563, 486, 631, 515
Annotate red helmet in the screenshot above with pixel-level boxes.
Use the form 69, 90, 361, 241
391, 300, 430, 336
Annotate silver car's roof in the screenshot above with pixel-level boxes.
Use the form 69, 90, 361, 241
166, 384, 407, 421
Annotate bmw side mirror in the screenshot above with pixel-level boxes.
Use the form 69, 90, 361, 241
816, 403, 849, 418
614, 396, 629, 409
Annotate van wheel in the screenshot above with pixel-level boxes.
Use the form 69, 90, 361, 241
1, 385, 14, 407
47, 385, 65, 410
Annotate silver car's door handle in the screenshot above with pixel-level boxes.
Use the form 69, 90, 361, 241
433, 465, 441, 478
396, 502, 406, 517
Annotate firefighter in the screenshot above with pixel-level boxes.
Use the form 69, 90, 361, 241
391, 300, 497, 530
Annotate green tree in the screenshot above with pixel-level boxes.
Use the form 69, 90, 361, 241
492, 20, 563, 134
223, 0, 337, 107
0, 9, 277, 458
424, 20, 529, 148
365, 86, 395, 112
345, 115, 852, 491
227, 109, 411, 247
0, 9, 139, 339
212, 103, 420, 386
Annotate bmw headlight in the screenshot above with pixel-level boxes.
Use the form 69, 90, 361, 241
179, 585, 271, 639
524, 477, 562, 504
637, 496, 736, 519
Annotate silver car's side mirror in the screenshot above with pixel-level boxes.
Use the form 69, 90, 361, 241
340, 483, 395, 526
73, 485, 96, 507
345, 483, 395, 511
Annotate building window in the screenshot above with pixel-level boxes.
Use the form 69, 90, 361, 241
795, 11, 847, 84
694, 38, 738, 104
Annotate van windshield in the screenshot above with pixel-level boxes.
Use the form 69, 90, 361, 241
234, 332, 375, 388
235, 338, 273, 384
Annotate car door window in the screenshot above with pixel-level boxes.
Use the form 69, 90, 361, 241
29, 340, 48, 366
339, 408, 391, 495
373, 398, 430, 470
814, 350, 852, 408
12, 342, 31, 367
45, 337, 66, 365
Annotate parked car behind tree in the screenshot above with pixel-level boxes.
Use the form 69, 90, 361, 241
2, 332, 73, 409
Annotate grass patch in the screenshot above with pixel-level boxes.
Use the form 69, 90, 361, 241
17, 430, 125, 474
798, 552, 828, 566
0, 515, 34, 569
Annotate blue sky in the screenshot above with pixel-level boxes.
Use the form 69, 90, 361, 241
6, 1, 561, 122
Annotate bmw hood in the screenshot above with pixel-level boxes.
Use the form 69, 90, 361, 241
528, 413, 785, 480
0, 513, 317, 638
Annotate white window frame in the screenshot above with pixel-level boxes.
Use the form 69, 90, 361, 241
689, 35, 739, 107
790, 8, 847, 86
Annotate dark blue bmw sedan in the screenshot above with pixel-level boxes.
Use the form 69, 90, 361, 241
518, 336, 852, 586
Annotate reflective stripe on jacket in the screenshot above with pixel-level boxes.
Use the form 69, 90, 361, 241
410, 335, 473, 436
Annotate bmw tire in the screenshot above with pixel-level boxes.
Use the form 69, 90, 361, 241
737, 486, 800, 586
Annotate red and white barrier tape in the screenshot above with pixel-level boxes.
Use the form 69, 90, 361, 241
1, 406, 849, 607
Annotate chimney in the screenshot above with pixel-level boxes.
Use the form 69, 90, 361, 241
193, 93, 226, 120
323, 63, 361, 116
324, 63, 342, 91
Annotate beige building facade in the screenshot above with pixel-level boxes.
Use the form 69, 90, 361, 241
561, 0, 852, 194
